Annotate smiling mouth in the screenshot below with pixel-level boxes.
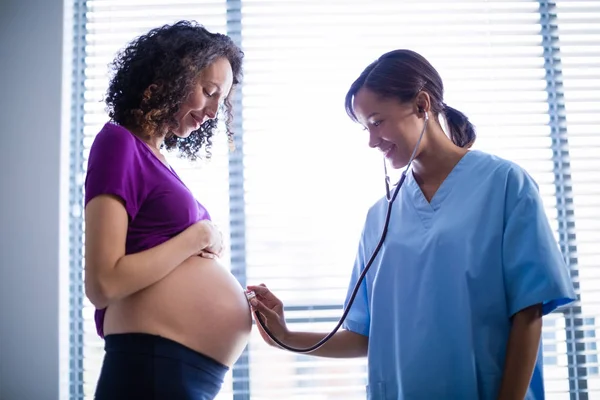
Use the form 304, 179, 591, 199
381, 145, 395, 158
191, 113, 204, 126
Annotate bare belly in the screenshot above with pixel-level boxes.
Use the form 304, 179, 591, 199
103, 256, 252, 367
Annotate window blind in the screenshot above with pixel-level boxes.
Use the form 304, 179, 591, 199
69, 0, 600, 399
71, 1, 235, 398
238, 0, 582, 399
553, 1, 600, 397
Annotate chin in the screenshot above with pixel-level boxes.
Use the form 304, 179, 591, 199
172, 129, 194, 139
388, 150, 414, 170
389, 158, 407, 170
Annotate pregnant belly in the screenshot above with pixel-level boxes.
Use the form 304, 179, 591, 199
103, 256, 252, 366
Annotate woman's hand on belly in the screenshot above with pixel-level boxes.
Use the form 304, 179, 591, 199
198, 251, 218, 259
104, 256, 252, 366
195, 220, 225, 257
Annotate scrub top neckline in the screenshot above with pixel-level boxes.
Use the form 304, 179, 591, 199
405, 150, 475, 226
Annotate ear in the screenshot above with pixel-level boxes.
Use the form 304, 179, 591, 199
414, 91, 431, 117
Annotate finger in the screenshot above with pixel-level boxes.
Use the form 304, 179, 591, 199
247, 287, 280, 306
199, 251, 216, 259
249, 299, 278, 319
204, 247, 222, 256
251, 314, 273, 341
247, 284, 270, 295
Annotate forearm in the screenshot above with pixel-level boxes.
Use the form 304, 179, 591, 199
497, 304, 543, 400
88, 228, 206, 308
281, 329, 368, 358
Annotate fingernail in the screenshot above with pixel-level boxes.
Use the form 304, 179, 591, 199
250, 299, 257, 306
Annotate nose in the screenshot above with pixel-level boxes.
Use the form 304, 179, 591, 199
204, 100, 218, 120
368, 131, 381, 149
205, 107, 217, 120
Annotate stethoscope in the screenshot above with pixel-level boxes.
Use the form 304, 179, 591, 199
252, 110, 430, 353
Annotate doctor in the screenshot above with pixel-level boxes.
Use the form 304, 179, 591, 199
247, 49, 576, 399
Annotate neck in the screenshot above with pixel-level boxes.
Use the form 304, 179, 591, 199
124, 123, 165, 152
144, 135, 164, 152
411, 124, 468, 186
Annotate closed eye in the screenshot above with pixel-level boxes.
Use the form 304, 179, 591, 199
203, 89, 214, 98
372, 120, 383, 127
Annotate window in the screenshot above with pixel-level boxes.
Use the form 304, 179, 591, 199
553, 1, 600, 396
68, 1, 231, 398
69, 1, 600, 399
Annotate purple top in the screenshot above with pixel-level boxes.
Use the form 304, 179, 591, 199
84, 122, 211, 338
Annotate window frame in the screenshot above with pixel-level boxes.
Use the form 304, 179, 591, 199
67, 1, 590, 399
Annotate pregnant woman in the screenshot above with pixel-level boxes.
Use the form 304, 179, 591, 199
84, 21, 251, 399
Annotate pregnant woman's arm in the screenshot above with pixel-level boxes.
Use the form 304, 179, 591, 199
84, 194, 221, 309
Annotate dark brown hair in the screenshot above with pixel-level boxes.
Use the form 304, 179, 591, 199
105, 20, 244, 160
345, 49, 475, 148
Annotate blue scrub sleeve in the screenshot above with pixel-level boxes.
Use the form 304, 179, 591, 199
342, 231, 371, 337
502, 171, 576, 317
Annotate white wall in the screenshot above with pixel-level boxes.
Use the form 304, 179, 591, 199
0, 0, 71, 399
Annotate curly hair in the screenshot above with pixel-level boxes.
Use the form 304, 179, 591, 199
105, 20, 244, 160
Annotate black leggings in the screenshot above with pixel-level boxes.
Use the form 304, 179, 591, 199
94, 333, 229, 400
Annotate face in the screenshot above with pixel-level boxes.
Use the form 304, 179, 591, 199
352, 87, 426, 169
171, 56, 234, 138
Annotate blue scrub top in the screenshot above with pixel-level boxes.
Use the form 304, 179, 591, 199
342, 150, 576, 400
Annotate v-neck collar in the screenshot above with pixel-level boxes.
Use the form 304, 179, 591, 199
125, 128, 188, 186
404, 150, 473, 227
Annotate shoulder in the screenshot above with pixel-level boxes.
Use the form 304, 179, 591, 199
467, 151, 543, 227
467, 150, 539, 196
84, 123, 150, 210
91, 122, 139, 152
365, 195, 388, 222
89, 122, 143, 162
465, 150, 525, 176
360, 193, 393, 245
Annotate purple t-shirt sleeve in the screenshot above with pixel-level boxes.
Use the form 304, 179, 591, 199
85, 126, 144, 220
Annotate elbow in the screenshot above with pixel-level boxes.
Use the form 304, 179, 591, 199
84, 272, 113, 309
358, 336, 369, 357
343, 329, 369, 357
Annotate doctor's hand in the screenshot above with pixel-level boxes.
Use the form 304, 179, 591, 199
247, 284, 289, 347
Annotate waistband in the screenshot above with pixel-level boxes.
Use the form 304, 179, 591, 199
104, 333, 229, 380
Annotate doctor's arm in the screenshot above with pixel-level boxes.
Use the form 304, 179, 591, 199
497, 303, 543, 400
247, 284, 369, 358
498, 170, 577, 399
